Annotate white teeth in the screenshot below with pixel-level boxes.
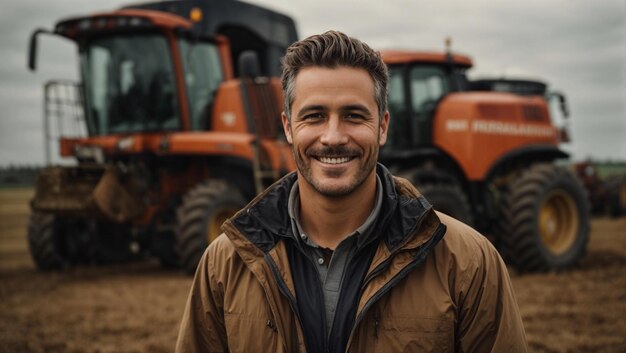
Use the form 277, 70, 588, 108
319, 157, 351, 164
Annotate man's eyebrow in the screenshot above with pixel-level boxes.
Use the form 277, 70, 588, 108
340, 104, 372, 116
296, 105, 326, 118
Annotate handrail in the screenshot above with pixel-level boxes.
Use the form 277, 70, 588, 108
43, 80, 85, 165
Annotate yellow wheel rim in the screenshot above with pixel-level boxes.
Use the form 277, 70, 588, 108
207, 208, 239, 244
539, 190, 579, 255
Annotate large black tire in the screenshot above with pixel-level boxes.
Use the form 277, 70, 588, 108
500, 164, 590, 272
419, 183, 474, 226
176, 180, 246, 274
28, 213, 135, 270
27, 213, 68, 270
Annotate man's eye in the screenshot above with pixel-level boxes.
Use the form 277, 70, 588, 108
304, 113, 324, 121
346, 113, 365, 121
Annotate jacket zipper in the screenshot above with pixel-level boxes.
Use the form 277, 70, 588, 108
265, 253, 306, 352
358, 208, 431, 291
345, 223, 446, 351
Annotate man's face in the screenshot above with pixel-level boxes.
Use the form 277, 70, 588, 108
282, 66, 389, 197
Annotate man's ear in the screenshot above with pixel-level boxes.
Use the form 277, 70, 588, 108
281, 112, 293, 144
379, 111, 390, 145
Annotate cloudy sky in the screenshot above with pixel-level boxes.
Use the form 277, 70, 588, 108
0, 0, 624, 166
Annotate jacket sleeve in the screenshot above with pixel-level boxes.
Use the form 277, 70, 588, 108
456, 235, 528, 353
175, 244, 228, 353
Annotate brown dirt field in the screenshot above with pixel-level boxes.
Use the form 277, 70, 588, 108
1, 188, 625, 353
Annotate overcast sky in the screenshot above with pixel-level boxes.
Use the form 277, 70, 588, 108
0, 0, 624, 166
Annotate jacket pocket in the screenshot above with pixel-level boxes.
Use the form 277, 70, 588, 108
224, 313, 279, 353
373, 316, 453, 353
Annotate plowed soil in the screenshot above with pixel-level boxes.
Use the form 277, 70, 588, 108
1, 188, 625, 352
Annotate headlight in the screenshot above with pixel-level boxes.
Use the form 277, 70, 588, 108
74, 144, 104, 162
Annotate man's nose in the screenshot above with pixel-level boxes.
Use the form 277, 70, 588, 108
319, 117, 349, 145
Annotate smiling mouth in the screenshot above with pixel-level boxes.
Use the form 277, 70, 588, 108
317, 156, 354, 164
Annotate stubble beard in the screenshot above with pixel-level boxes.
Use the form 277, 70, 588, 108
293, 145, 379, 197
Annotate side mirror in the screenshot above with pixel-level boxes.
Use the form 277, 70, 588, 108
558, 94, 569, 119
238, 50, 261, 78
548, 91, 569, 119
28, 28, 54, 71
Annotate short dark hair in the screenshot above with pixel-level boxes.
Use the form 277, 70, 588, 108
280, 30, 388, 120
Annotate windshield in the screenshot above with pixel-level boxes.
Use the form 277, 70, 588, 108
386, 66, 409, 149
385, 64, 451, 149
81, 33, 179, 135
409, 65, 450, 113
178, 38, 223, 130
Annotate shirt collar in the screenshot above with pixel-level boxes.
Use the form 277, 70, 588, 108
287, 176, 383, 249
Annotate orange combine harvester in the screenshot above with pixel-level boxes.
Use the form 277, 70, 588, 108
28, 0, 296, 273
27, 1, 589, 273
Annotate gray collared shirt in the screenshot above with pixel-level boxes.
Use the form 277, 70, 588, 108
287, 176, 383, 336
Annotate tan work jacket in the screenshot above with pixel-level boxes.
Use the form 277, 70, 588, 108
176, 171, 527, 353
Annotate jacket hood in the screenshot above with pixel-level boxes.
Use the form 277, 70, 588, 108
225, 163, 441, 255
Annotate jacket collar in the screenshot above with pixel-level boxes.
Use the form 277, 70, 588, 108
224, 163, 440, 255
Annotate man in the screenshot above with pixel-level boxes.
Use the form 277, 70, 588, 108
176, 31, 527, 353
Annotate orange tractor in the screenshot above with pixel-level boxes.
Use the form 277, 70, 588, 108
28, 0, 296, 273
379, 49, 590, 272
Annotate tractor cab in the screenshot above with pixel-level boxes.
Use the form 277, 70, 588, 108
77, 11, 222, 135
381, 50, 473, 153
29, 9, 231, 163
29, 1, 297, 164
77, 21, 225, 135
